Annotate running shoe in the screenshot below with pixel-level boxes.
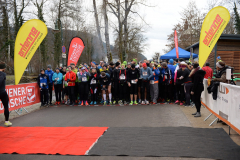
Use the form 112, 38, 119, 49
4, 121, 12, 127
124, 101, 127, 105
62, 100, 65, 104
71, 103, 75, 106
141, 101, 145, 105
129, 101, 133, 105
109, 101, 112, 105
65, 101, 68, 105
100, 100, 104, 104
94, 101, 97, 105
180, 102, 184, 106
90, 101, 94, 105
134, 101, 138, 105
81, 101, 84, 106
153, 102, 156, 104
175, 100, 179, 104
146, 101, 149, 105
75, 100, 78, 104
78, 101, 81, 105
57, 101, 61, 105
104, 101, 107, 105
113, 101, 116, 105
55, 102, 58, 105
85, 101, 89, 106
138, 99, 141, 104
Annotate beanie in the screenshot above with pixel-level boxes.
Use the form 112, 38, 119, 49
123, 61, 127, 66
0, 63, 6, 69
115, 62, 120, 67
206, 62, 210, 66
131, 64, 135, 68
142, 63, 147, 68
193, 63, 199, 69
47, 65, 51, 69
169, 59, 174, 65
91, 61, 96, 65
217, 56, 221, 60
133, 59, 137, 64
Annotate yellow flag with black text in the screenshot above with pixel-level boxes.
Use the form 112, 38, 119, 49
199, 6, 230, 68
14, 19, 48, 85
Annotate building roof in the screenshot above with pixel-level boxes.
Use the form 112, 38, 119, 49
185, 34, 240, 51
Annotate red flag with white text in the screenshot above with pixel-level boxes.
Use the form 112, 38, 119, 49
174, 30, 179, 58
67, 37, 85, 66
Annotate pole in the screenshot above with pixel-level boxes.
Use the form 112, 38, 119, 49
59, 19, 64, 67
214, 44, 217, 73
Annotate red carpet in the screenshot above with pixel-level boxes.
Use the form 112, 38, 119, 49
0, 127, 108, 155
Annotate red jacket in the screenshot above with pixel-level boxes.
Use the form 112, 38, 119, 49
202, 66, 213, 79
65, 71, 76, 86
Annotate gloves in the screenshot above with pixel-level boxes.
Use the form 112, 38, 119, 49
179, 76, 184, 80
94, 74, 97, 78
67, 79, 70, 82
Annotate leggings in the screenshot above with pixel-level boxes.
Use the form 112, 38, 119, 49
119, 83, 127, 100
176, 84, 185, 102
48, 84, 53, 103
40, 89, 48, 105
114, 81, 119, 101
0, 91, 9, 121
54, 84, 62, 102
90, 85, 98, 102
68, 86, 75, 104
79, 82, 89, 101
141, 80, 150, 101
184, 83, 192, 105
193, 84, 204, 112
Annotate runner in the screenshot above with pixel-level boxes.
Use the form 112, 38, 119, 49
100, 65, 112, 104
38, 69, 50, 107
63, 69, 69, 105
45, 65, 54, 105
89, 68, 99, 105
150, 62, 160, 104
118, 63, 128, 105
99, 72, 111, 105
140, 62, 153, 105
70, 63, 78, 104
77, 67, 90, 106
0, 62, 12, 127
52, 68, 63, 105
112, 62, 120, 104
137, 61, 142, 103
65, 66, 76, 106
127, 64, 139, 105
161, 62, 172, 104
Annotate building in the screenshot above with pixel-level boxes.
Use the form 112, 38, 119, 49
185, 34, 240, 77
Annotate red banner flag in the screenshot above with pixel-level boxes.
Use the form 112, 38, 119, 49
67, 37, 85, 66
174, 30, 179, 58
0, 83, 40, 114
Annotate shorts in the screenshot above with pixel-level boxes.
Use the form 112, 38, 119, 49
64, 87, 68, 96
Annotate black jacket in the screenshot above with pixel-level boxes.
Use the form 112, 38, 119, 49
0, 72, 6, 94
191, 69, 206, 93
207, 81, 220, 100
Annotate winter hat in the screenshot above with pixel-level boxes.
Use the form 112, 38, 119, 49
169, 59, 174, 65
47, 65, 52, 69
217, 56, 221, 60
110, 62, 114, 66
115, 62, 120, 67
193, 63, 199, 69
206, 62, 210, 66
151, 61, 154, 64
142, 63, 147, 68
81, 67, 86, 70
133, 59, 137, 64
123, 61, 127, 66
128, 62, 131, 65
55, 68, 60, 71
70, 63, 75, 65
91, 61, 96, 65
131, 64, 136, 68
40, 69, 45, 72
0, 62, 6, 69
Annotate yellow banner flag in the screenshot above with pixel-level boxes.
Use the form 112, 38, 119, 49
14, 19, 48, 85
199, 6, 230, 68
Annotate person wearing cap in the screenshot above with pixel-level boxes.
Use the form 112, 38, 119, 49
217, 56, 222, 62
127, 64, 139, 105
112, 62, 121, 105
149, 63, 160, 104
118, 63, 128, 105
45, 65, 54, 105
140, 62, 153, 105
174, 62, 186, 105
213, 61, 227, 83
89, 68, 99, 105
52, 68, 63, 105
0, 62, 12, 126
38, 68, 50, 108
77, 67, 91, 106
202, 62, 213, 79
190, 63, 206, 117
99, 71, 111, 105
63, 69, 69, 105
65, 66, 76, 106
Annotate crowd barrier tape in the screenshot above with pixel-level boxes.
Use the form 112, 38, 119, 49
0, 83, 40, 114
201, 79, 240, 135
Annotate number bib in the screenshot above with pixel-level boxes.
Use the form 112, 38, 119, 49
91, 80, 96, 84
131, 80, 137, 84
143, 72, 147, 76
150, 80, 154, 84
64, 81, 68, 86
120, 74, 125, 80
104, 80, 108, 82
165, 75, 168, 79
82, 77, 87, 82
40, 83, 46, 87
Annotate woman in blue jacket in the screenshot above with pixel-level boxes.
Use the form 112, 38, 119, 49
52, 68, 63, 105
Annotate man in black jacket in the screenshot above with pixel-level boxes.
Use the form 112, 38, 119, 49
112, 62, 120, 104
0, 62, 12, 127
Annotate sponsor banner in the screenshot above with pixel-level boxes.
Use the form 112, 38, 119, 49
199, 6, 230, 68
14, 19, 48, 85
67, 37, 85, 66
0, 83, 40, 114
174, 30, 179, 58
202, 80, 240, 134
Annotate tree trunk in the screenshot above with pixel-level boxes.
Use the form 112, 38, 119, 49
103, 0, 112, 62
117, 0, 123, 62
123, 0, 128, 61
93, 0, 105, 61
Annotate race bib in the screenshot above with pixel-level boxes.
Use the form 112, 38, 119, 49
40, 83, 46, 87
82, 77, 87, 82
64, 81, 68, 85
150, 80, 154, 84
104, 80, 108, 82
165, 75, 168, 79
131, 80, 137, 84
120, 75, 125, 80
143, 72, 147, 76
91, 80, 96, 84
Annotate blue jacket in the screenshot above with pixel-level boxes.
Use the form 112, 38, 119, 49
150, 67, 160, 81
52, 72, 63, 85
77, 72, 91, 82
140, 67, 153, 80
168, 64, 176, 79
37, 74, 49, 89
158, 67, 165, 83
45, 70, 54, 83
162, 67, 172, 84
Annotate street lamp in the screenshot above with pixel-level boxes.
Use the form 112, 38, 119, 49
53, 18, 65, 67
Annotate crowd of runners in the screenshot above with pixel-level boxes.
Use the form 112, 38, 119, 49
36, 57, 227, 118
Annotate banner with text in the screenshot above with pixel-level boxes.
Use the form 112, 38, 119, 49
67, 37, 85, 66
0, 83, 40, 114
201, 80, 240, 134
199, 6, 230, 68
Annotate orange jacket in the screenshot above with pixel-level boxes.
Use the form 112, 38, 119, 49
65, 71, 76, 86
